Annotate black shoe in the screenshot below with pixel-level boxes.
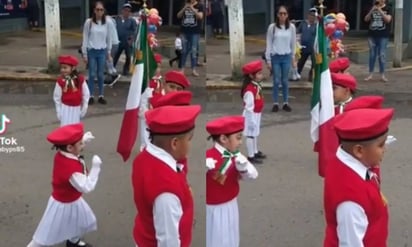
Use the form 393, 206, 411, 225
88, 97, 94, 105
169, 60, 173, 67
282, 104, 292, 112
271, 104, 279, 112
248, 157, 263, 165
108, 74, 121, 87
98, 96, 107, 105
254, 151, 267, 159
66, 240, 93, 247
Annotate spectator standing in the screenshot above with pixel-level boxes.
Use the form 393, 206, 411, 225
81, 1, 112, 105
169, 32, 183, 68
26, 0, 40, 29
209, 0, 224, 36
296, 8, 317, 82
364, 0, 392, 82
105, 15, 121, 86
177, 0, 204, 77
113, 3, 137, 76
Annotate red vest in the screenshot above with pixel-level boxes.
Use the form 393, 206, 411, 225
243, 83, 264, 113
132, 150, 194, 247
57, 75, 85, 106
51, 152, 84, 203
324, 157, 389, 247
206, 147, 240, 205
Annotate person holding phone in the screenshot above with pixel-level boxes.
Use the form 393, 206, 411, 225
364, 0, 392, 82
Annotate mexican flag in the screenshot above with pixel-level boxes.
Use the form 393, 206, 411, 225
310, 17, 335, 176
117, 16, 157, 162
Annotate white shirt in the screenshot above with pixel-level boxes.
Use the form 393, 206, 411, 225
59, 151, 101, 194
106, 16, 120, 45
335, 147, 369, 247
175, 37, 182, 50
81, 17, 112, 57
335, 96, 353, 114
145, 143, 185, 247
265, 23, 296, 63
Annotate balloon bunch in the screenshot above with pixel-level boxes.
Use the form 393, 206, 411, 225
324, 13, 349, 58
142, 8, 163, 49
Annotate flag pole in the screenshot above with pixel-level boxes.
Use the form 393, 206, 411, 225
315, 0, 326, 65
142, 0, 152, 86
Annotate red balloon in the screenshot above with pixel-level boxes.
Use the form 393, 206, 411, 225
325, 23, 336, 37
148, 14, 160, 26
330, 39, 340, 52
336, 18, 346, 31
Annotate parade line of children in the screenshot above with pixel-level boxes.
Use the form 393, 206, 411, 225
26, 54, 396, 247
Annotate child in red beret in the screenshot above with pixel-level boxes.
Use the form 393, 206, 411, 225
324, 108, 394, 246
329, 57, 350, 73
27, 123, 101, 247
132, 105, 201, 247
331, 72, 357, 115
205, 115, 258, 247
54, 55, 90, 127
241, 60, 266, 164
138, 70, 191, 151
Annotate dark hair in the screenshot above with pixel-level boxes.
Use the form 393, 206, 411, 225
240, 75, 251, 98
92, 1, 106, 24
275, 5, 290, 29
207, 135, 221, 142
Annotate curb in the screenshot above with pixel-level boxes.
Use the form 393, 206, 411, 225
216, 35, 266, 45
206, 80, 313, 91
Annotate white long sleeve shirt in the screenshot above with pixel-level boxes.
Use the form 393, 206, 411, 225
335, 147, 370, 247
58, 151, 101, 194
265, 23, 296, 63
81, 18, 112, 58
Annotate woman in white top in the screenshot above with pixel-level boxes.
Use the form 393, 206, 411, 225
265, 5, 296, 113
81, 1, 112, 105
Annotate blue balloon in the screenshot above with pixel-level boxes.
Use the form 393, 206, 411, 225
332, 30, 344, 40
148, 24, 157, 34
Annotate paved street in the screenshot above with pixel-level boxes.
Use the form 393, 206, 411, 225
2, 79, 412, 246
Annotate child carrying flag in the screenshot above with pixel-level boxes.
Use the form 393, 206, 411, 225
206, 115, 258, 247
331, 73, 357, 115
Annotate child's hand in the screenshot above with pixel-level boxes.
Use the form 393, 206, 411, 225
92, 155, 102, 167
235, 154, 248, 172
82, 131, 95, 144
206, 158, 217, 170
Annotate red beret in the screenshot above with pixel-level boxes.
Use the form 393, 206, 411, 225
145, 105, 201, 134
47, 123, 84, 145
165, 71, 191, 88
58, 55, 78, 66
242, 60, 263, 75
331, 73, 357, 91
206, 115, 245, 135
344, 96, 384, 112
334, 108, 394, 141
154, 53, 162, 64
151, 91, 193, 108
329, 57, 350, 73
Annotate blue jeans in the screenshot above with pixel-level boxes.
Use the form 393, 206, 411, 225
271, 54, 292, 104
88, 48, 106, 96
368, 37, 388, 74
180, 33, 200, 69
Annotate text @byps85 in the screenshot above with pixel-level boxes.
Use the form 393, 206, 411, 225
0, 137, 25, 153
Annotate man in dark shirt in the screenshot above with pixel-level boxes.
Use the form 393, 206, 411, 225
364, 0, 392, 82
113, 3, 137, 76
297, 8, 317, 82
177, 0, 204, 77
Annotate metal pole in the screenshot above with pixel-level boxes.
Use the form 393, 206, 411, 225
168, 0, 173, 26
227, 0, 245, 79
393, 0, 403, 67
44, 0, 61, 73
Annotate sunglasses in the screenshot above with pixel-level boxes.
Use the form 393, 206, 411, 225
278, 12, 288, 15
95, 8, 104, 11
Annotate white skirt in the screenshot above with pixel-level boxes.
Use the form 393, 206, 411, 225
138, 116, 150, 151
32, 196, 97, 246
242, 111, 262, 137
206, 198, 239, 247
60, 104, 81, 127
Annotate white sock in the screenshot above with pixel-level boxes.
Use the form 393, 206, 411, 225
253, 137, 258, 154
246, 138, 254, 158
